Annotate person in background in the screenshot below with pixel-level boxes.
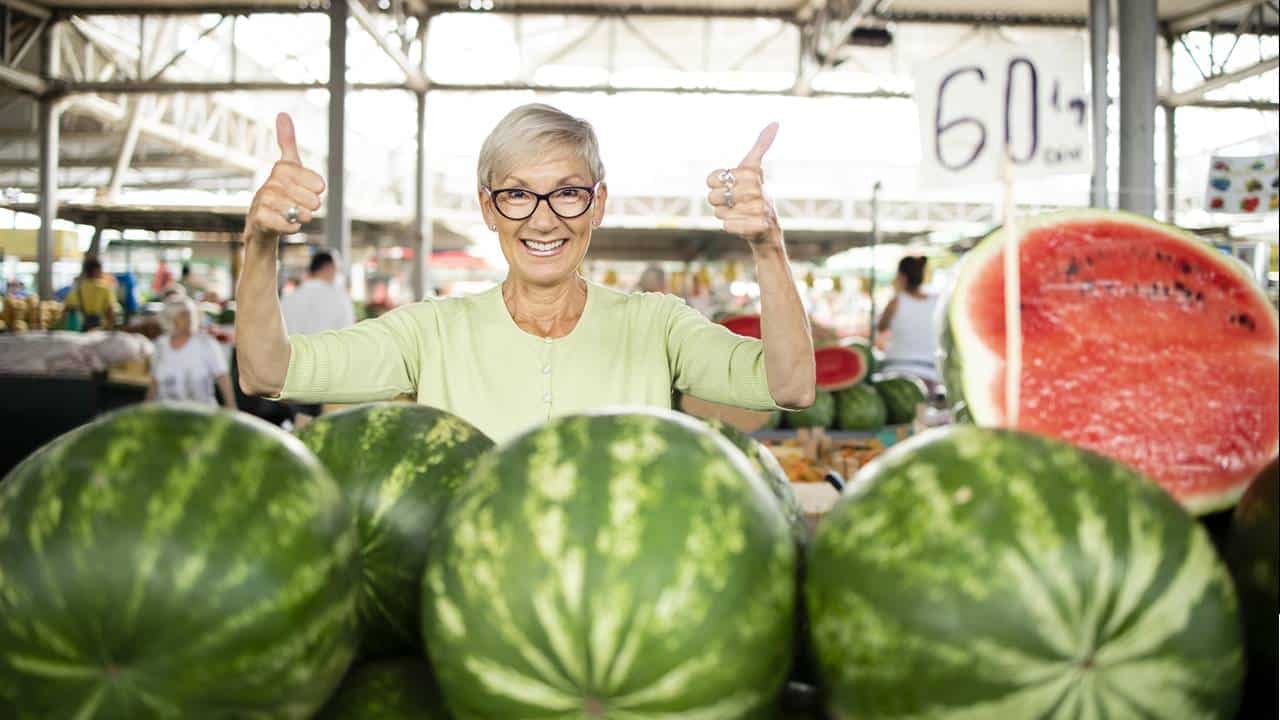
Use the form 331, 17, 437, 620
147, 296, 235, 409
63, 257, 116, 330
152, 261, 175, 296
178, 264, 202, 298
877, 255, 940, 389
278, 250, 356, 421
636, 265, 666, 293
281, 251, 356, 336
114, 271, 139, 325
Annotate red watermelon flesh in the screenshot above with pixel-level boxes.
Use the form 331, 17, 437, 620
721, 314, 762, 338
949, 211, 1279, 515
816, 346, 869, 391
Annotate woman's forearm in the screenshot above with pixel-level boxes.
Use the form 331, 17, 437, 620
234, 237, 291, 396
216, 374, 237, 409
755, 237, 816, 409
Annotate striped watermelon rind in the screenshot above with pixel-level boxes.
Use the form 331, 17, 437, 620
807, 425, 1243, 718
700, 417, 807, 546
421, 409, 796, 718
297, 403, 494, 660
315, 658, 449, 719
0, 404, 361, 719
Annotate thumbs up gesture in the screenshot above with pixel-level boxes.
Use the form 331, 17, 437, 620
706, 123, 782, 249
244, 113, 327, 243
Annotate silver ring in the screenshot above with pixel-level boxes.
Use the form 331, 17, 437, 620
285, 206, 300, 224
718, 169, 736, 188
723, 188, 735, 209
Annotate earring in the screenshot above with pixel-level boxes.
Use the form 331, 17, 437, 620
489, 224, 496, 231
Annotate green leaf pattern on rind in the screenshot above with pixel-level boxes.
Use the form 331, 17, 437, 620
807, 426, 1243, 719
0, 404, 361, 720
297, 403, 494, 661
422, 410, 795, 719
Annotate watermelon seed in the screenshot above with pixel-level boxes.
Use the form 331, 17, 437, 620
1065, 259, 1080, 277
1179, 260, 1193, 274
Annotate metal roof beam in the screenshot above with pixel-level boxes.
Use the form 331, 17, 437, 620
429, 6, 799, 21
0, 63, 47, 93
347, 0, 426, 92
870, 9, 1085, 27
1163, 55, 1279, 105
1166, 0, 1265, 35
1, 0, 51, 20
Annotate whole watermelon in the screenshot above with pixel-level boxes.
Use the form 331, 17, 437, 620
0, 404, 361, 719
785, 390, 834, 429
297, 403, 493, 659
701, 417, 806, 545
872, 375, 926, 425
834, 384, 886, 431
807, 426, 1243, 718
315, 658, 449, 720
421, 409, 796, 718
1225, 458, 1278, 716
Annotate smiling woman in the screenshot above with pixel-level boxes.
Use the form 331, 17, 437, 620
234, 103, 815, 443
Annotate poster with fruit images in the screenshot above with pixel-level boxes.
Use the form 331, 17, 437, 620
1204, 154, 1279, 214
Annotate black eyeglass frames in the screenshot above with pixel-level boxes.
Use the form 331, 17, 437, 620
484, 184, 599, 221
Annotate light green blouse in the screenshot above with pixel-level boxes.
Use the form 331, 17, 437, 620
281, 280, 780, 443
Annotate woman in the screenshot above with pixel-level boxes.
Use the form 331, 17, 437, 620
236, 104, 814, 443
876, 255, 940, 388
147, 297, 236, 409
63, 257, 116, 331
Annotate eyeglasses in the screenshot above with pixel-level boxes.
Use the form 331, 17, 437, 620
484, 184, 598, 221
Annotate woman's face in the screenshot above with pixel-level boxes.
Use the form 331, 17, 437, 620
172, 310, 191, 336
479, 152, 606, 288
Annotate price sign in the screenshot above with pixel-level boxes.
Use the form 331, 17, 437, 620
915, 38, 1091, 187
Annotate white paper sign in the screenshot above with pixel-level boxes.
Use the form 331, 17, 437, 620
916, 38, 1091, 187
1204, 154, 1279, 214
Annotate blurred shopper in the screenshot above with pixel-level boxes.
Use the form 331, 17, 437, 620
178, 264, 202, 298
147, 297, 235, 408
877, 255, 940, 388
280, 251, 356, 335
636, 265, 666, 293
279, 250, 355, 420
62, 257, 116, 330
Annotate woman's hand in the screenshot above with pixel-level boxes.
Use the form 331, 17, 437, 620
244, 114, 326, 244
705, 124, 816, 410
706, 123, 782, 251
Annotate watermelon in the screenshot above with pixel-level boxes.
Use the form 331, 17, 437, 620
873, 375, 927, 425
815, 346, 870, 391
834, 384, 886, 431
1225, 458, 1278, 714
701, 417, 807, 545
420, 409, 796, 718
296, 403, 493, 660
315, 658, 449, 720
942, 209, 1280, 514
785, 390, 834, 429
720, 313, 762, 338
0, 404, 360, 718
807, 425, 1244, 718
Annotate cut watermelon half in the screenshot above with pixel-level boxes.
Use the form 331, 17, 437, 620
720, 314, 762, 338
816, 345, 870, 391
943, 209, 1280, 515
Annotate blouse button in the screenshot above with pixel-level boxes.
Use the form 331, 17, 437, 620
543, 392, 551, 403
542, 365, 551, 374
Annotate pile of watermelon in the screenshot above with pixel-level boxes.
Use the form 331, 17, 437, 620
0, 207, 1274, 719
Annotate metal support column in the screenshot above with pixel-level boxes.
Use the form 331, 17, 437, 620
1088, 0, 1109, 208
867, 180, 881, 339
36, 27, 58, 299
1163, 35, 1176, 224
1117, 0, 1157, 216
326, 0, 350, 268
411, 17, 433, 300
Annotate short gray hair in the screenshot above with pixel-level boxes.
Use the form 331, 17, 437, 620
477, 104, 605, 189
160, 296, 201, 335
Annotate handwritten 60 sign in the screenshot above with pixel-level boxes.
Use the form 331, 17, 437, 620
915, 39, 1091, 187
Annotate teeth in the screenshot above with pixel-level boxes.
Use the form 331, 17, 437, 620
525, 239, 566, 252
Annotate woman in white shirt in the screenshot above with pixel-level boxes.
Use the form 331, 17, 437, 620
877, 255, 940, 390
146, 297, 235, 409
